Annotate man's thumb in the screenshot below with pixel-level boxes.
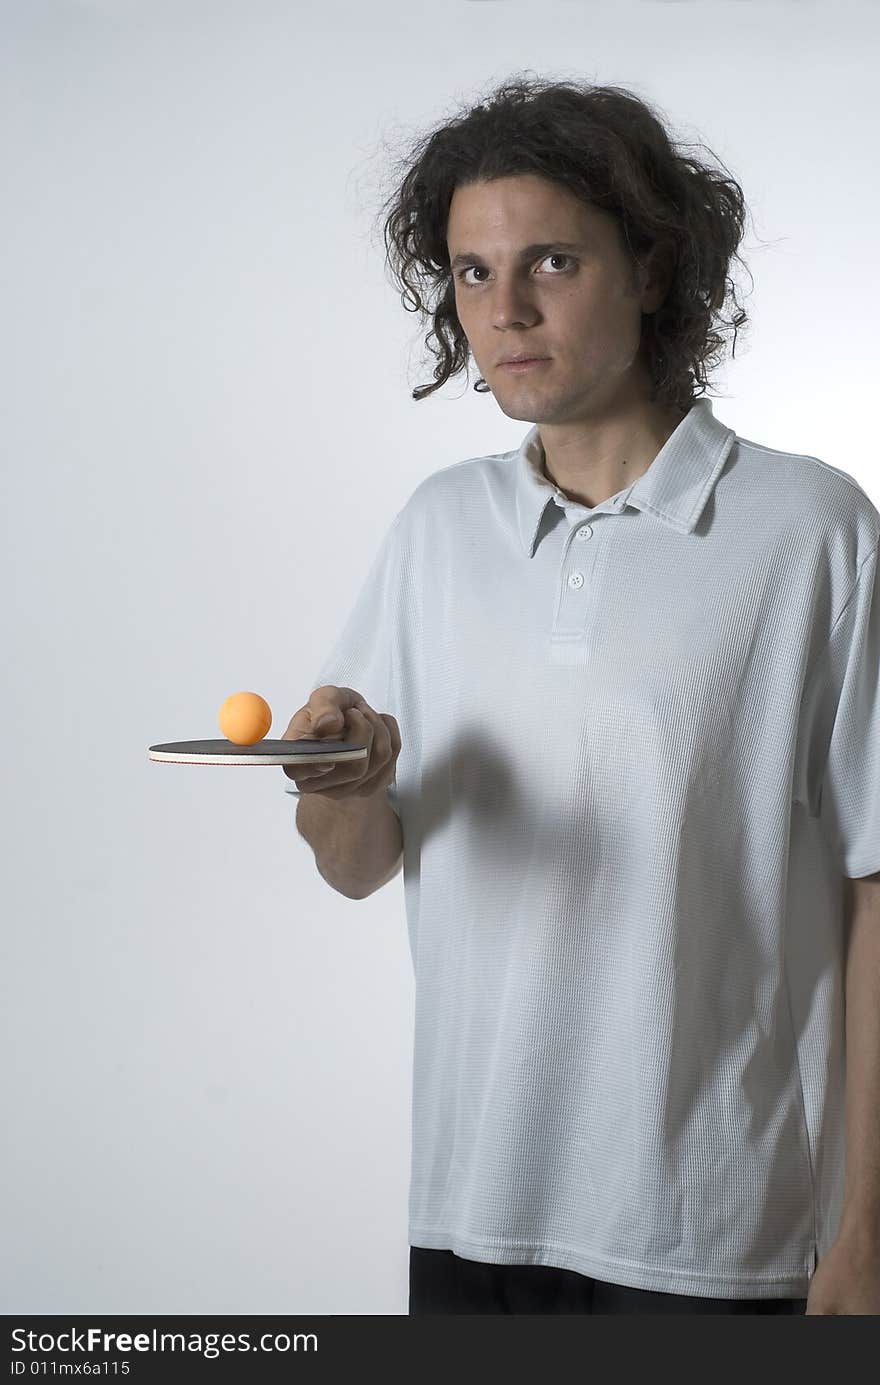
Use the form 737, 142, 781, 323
314, 710, 342, 731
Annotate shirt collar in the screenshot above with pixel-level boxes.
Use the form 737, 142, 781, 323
514, 397, 737, 557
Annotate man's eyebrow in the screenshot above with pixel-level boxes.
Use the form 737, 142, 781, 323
448, 240, 586, 270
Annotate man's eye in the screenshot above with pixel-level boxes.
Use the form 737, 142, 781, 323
456, 253, 574, 285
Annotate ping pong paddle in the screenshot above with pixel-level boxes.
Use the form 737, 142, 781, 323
148, 738, 368, 767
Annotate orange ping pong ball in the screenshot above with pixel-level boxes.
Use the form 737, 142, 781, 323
218, 691, 272, 745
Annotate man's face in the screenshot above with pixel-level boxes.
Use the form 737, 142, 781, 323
446, 174, 662, 421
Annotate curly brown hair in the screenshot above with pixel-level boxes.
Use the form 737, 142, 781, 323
371, 73, 755, 413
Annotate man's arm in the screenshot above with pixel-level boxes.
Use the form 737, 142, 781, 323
838, 871, 880, 1244
295, 788, 403, 900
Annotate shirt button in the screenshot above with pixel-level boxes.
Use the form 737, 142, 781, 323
568, 571, 585, 589
576, 525, 593, 539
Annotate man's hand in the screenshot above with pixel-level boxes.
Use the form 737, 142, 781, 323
279, 685, 401, 800
805, 1230, 880, 1314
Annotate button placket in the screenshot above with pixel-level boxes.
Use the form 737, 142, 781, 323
556, 522, 594, 631
569, 522, 592, 588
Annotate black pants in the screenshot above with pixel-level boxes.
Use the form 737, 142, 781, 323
409, 1247, 809, 1315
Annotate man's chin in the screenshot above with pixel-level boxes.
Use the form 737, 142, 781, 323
493, 398, 537, 422
492, 389, 568, 426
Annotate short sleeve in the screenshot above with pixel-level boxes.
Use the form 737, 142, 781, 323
283, 509, 404, 818
797, 539, 880, 877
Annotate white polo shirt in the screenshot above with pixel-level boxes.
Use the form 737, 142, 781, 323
285, 398, 880, 1298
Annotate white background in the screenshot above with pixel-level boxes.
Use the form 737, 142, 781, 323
2, 0, 877, 1314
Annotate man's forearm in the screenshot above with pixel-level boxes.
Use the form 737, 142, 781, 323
296, 788, 403, 900
838, 876, 880, 1243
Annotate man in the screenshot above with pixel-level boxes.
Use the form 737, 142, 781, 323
287, 169, 880, 1315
